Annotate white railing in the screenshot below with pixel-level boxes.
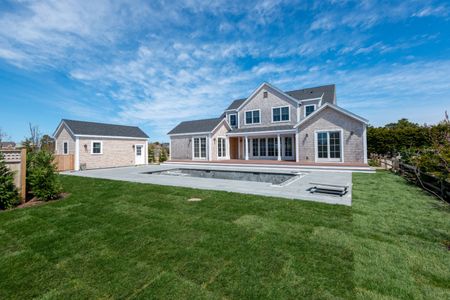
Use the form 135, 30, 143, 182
1, 150, 22, 163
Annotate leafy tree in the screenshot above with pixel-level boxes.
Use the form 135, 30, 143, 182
0, 152, 19, 209
411, 115, 450, 180
40, 135, 55, 153
27, 150, 62, 201
368, 118, 430, 155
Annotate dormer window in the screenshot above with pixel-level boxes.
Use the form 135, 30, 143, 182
228, 114, 237, 127
305, 104, 316, 117
263, 91, 268, 98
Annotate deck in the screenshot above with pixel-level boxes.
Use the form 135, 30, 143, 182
167, 159, 369, 168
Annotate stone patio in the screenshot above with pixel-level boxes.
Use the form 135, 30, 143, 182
62, 164, 353, 206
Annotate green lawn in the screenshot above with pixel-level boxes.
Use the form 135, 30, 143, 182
0, 171, 449, 299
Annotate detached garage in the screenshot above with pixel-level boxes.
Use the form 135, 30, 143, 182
53, 119, 149, 170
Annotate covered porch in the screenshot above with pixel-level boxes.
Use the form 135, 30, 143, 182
227, 131, 298, 162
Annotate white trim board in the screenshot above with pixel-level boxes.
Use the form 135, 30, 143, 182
227, 129, 296, 137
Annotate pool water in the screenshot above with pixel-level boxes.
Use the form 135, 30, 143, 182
145, 168, 301, 185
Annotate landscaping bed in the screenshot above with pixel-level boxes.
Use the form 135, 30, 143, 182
0, 171, 448, 299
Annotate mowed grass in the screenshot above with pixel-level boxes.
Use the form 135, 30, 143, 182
0, 171, 448, 299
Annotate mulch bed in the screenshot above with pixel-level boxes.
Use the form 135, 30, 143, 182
16, 193, 71, 209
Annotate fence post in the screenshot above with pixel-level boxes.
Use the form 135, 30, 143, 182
20, 148, 27, 203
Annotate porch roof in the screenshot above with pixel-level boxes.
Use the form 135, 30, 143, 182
227, 125, 295, 136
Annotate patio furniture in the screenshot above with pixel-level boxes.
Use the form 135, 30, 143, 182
308, 182, 349, 196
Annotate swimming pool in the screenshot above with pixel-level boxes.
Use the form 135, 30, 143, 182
145, 168, 302, 186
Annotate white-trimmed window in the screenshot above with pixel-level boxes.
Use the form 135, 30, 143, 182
273, 106, 290, 122
316, 130, 342, 162
267, 138, 278, 157
228, 114, 237, 127
304, 104, 316, 117
91, 141, 103, 154
193, 137, 207, 159
63, 141, 68, 155
245, 110, 260, 124
217, 137, 226, 158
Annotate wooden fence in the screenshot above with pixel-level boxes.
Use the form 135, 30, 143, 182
54, 154, 74, 171
370, 154, 449, 202
1, 149, 27, 203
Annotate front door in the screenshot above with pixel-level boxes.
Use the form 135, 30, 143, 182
135, 144, 145, 165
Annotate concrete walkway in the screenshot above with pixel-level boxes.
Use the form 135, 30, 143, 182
62, 164, 353, 206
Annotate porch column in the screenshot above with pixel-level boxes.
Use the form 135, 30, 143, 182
295, 132, 300, 162
245, 136, 249, 160
238, 138, 241, 159
277, 134, 281, 161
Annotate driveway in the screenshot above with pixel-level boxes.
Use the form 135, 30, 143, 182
62, 164, 353, 205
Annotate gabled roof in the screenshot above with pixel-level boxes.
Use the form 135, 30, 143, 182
236, 82, 299, 111
294, 103, 368, 128
168, 118, 227, 135
225, 98, 246, 111
55, 119, 149, 139
286, 84, 336, 104
224, 83, 336, 113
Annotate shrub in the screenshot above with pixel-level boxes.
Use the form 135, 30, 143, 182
0, 153, 20, 209
27, 150, 62, 200
159, 148, 168, 163
148, 145, 155, 163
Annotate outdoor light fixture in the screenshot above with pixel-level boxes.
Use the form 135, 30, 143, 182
83, 144, 87, 150
305, 133, 309, 138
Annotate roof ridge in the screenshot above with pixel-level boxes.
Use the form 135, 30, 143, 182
63, 119, 141, 128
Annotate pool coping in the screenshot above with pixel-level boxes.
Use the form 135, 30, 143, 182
62, 164, 353, 206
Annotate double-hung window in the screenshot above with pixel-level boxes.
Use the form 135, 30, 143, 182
91, 141, 102, 154
305, 105, 315, 117
272, 106, 289, 122
217, 137, 226, 158
228, 114, 237, 127
245, 110, 260, 124
193, 137, 207, 159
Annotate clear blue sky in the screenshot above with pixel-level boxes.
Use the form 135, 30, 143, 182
1, 0, 449, 143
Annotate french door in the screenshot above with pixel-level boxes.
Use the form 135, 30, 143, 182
193, 137, 207, 159
316, 131, 342, 162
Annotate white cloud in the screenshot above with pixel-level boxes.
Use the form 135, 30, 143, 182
412, 5, 449, 17
1, 0, 449, 140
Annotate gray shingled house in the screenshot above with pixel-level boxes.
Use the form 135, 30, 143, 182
168, 82, 368, 165
53, 119, 149, 170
